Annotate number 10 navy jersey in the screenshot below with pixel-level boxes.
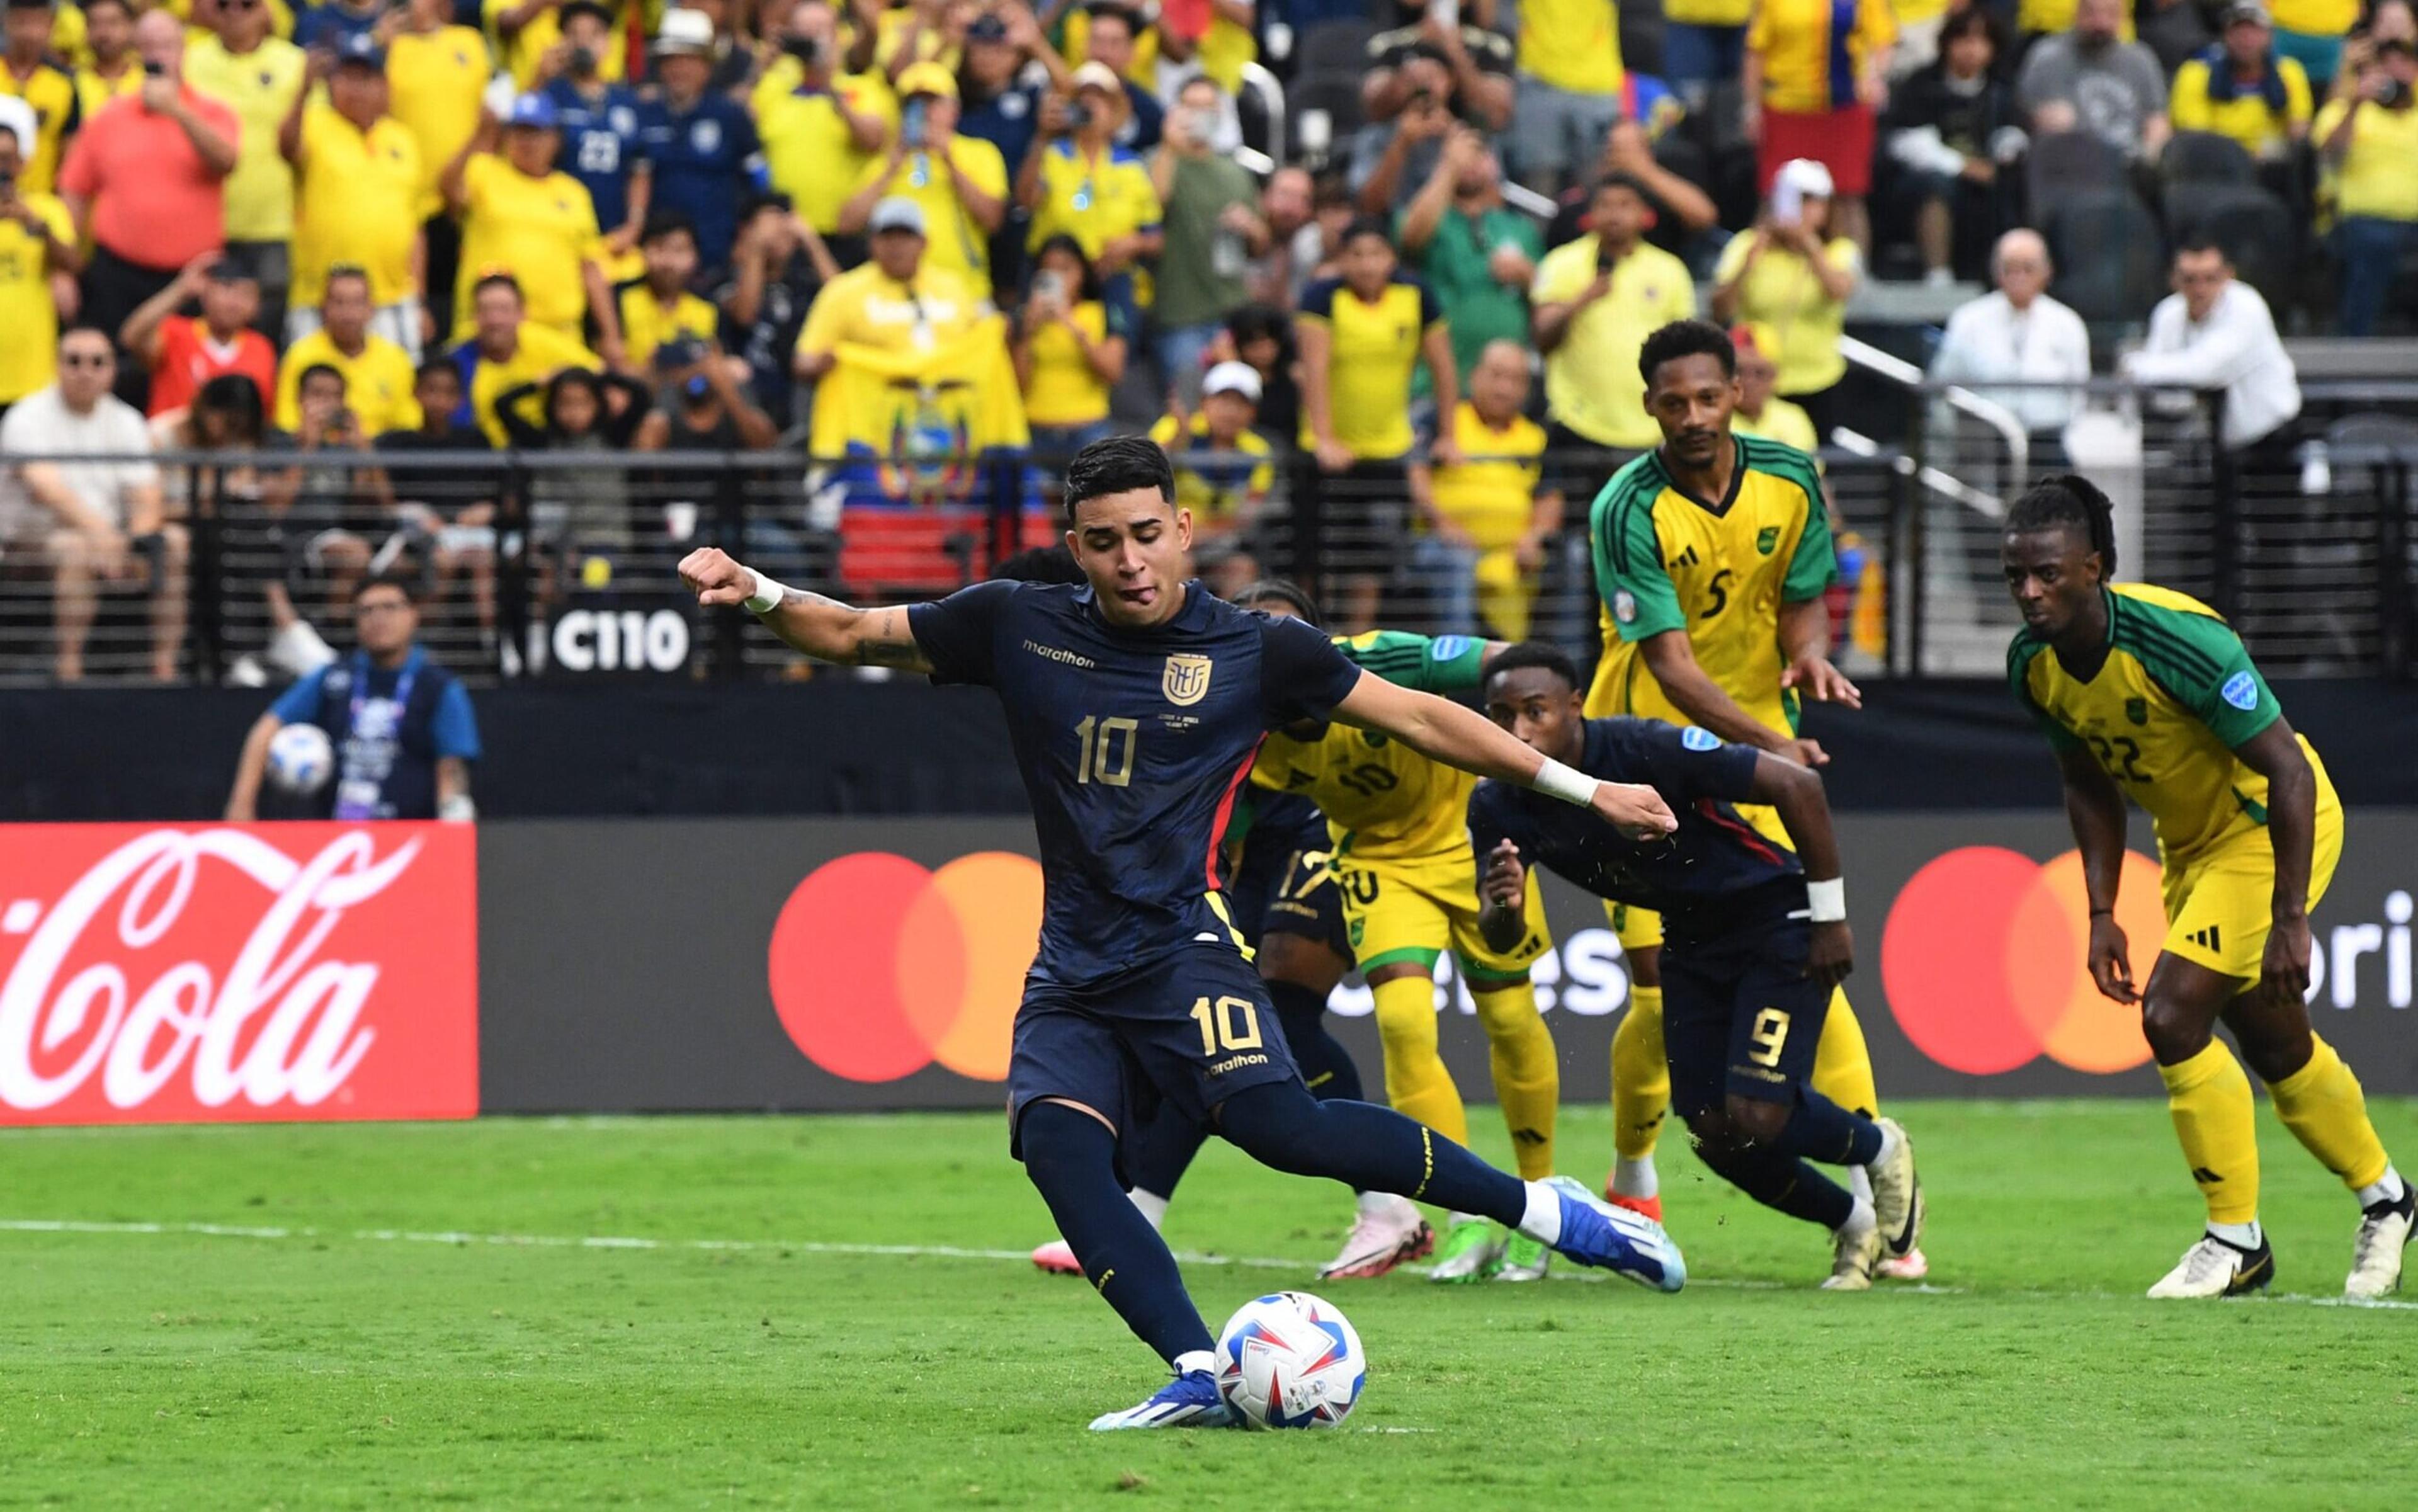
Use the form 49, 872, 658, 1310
909, 579, 1363, 985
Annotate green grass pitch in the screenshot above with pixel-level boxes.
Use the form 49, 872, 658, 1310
4, 1100, 2415, 1509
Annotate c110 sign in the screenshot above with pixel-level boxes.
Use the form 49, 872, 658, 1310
0, 824, 479, 1126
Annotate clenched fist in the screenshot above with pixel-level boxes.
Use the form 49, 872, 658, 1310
679, 547, 755, 608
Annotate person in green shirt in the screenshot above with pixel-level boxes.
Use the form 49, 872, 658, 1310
1397, 126, 1543, 390
1148, 75, 1268, 407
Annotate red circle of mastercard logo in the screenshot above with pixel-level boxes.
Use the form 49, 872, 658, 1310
768, 851, 1043, 1082
1881, 846, 2165, 1075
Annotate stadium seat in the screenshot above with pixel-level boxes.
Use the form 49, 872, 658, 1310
1293, 72, 1367, 149
2160, 130, 2257, 191
2045, 188, 2167, 325
1294, 19, 1376, 75
2167, 184, 2295, 309
2024, 130, 2128, 217
836, 508, 1057, 598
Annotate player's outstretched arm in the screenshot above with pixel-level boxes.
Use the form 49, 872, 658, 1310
2234, 718, 2318, 1004
2054, 743, 2138, 1004
1329, 671, 1677, 841
678, 547, 933, 673
1744, 751, 1853, 986
1637, 629, 1829, 767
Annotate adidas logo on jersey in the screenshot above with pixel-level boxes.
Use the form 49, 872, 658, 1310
1667, 545, 1701, 569
2186, 924, 2223, 953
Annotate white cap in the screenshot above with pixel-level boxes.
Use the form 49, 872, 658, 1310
1071, 60, 1123, 94
653, 6, 716, 54
1203, 361, 1262, 403
1774, 157, 1836, 201
0, 94, 34, 161
869, 196, 927, 236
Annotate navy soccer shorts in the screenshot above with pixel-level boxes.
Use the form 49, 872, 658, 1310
1659, 910, 1831, 1117
1007, 943, 1303, 1173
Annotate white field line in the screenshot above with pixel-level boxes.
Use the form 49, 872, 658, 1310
5, 1217, 2418, 1310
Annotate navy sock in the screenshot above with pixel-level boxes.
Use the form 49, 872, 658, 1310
1776, 1085, 1885, 1167
1124, 1103, 1208, 1203
1268, 979, 1362, 1103
1215, 1081, 1527, 1226
1019, 1101, 1212, 1367
1692, 1128, 1856, 1229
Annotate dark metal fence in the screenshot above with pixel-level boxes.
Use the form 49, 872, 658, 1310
3, 385, 2412, 687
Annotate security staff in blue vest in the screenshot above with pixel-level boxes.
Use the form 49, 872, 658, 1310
226, 575, 482, 822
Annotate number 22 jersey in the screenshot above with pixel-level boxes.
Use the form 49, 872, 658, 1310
2007, 582, 2336, 868
908, 579, 1363, 986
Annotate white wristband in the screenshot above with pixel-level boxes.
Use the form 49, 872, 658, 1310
742, 568, 789, 615
1532, 756, 1598, 809
1807, 877, 1846, 923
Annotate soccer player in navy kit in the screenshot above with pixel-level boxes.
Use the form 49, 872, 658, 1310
678, 438, 1686, 1430
1468, 643, 1925, 1289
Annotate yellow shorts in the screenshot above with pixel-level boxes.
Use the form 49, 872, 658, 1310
1602, 801, 1796, 953
2161, 799, 2345, 981
1332, 848, 1550, 987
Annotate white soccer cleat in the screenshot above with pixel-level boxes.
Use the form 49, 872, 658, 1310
2147, 1232, 2275, 1299
1868, 1118, 1925, 1259
1822, 1222, 1880, 1291
1876, 1246, 1930, 1282
2346, 1189, 2414, 1300
1316, 1196, 1434, 1280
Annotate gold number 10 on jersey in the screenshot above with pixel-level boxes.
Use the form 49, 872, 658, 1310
1189, 995, 1263, 1056
1073, 716, 1138, 785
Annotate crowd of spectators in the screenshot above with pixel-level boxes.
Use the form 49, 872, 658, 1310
0, 0, 2409, 676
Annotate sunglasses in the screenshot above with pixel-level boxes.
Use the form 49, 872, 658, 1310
61, 351, 116, 368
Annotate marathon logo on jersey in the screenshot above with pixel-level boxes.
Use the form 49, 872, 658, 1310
1162, 654, 1213, 707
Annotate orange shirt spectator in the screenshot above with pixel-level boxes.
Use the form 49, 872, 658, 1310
56, 18, 239, 276
120, 254, 279, 417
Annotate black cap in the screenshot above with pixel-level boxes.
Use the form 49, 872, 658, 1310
967, 12, 1008, 40
560, 0, 612, 26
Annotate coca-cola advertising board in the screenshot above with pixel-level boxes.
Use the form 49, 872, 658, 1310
0, 824, 479, 1126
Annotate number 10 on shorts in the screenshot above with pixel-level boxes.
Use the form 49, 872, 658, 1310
1190, 995, 1263, 1056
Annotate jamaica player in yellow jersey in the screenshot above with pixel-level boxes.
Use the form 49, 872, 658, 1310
1242, 594, 1564, 1285
1585, 319, 1921, 1276
2004, 476, 2410, 1300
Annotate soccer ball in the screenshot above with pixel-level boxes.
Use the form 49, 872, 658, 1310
266, 723, 335, 796
1214, 1291, 1365, 1429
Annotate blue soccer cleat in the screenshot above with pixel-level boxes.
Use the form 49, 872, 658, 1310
1087, 1368, 1238, 1431
1541, 1174, 1686, 1292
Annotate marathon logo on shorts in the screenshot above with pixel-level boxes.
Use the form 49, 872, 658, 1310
1209, 1051, 1270, 1076
1162, 654, 1213, 707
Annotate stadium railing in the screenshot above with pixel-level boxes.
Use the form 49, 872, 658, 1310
0, 383, 2410, 686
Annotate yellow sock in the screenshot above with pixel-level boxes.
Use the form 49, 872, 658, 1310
1371, 973, 1468, 1147
1611, 986, 1668, 1162
2266, 1035, 2392, 1192
1472, 982, 1558, 1180
1810, 986, 1880, 1119
2158, 1040, 2261, 1225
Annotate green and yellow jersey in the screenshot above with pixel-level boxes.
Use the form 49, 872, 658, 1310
2007, 583, 2333, 869
1586, 435, 1836, 733
1249, 630, 1490, 865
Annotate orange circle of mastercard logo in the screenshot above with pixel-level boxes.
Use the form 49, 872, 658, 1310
767, 851, 1042, 1083
1881, 846, 2166, 1076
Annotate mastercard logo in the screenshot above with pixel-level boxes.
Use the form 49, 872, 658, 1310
1881, 846, 2166, 1076
768, 851, 1043, 1082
